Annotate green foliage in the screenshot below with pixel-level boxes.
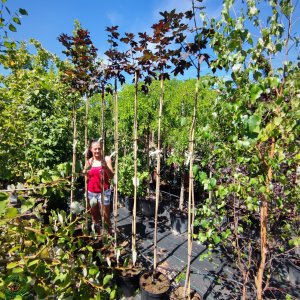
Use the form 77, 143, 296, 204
0, 1, 28, 50
0, 0, 299, 298
193, 0, 300, 297
0, 207, 117, 299
117, 153, 148, 197
0, 40, 77, 182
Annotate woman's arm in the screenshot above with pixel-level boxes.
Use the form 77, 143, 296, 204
82, 158, 91, 175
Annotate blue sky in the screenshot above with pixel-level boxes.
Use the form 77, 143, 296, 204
3, 0, 300, 80
7, 0, 215, 58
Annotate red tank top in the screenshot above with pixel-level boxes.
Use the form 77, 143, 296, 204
87, 166, 110, 193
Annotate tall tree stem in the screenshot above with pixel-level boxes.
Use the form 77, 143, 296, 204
70, 105, 77, 220
184, 64, 199, 298
113, 78, 119, 247
84, 95, 89, 231
132, 70, 138, 266
154, 76, 164, 272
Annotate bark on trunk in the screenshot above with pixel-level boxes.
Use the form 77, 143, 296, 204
154, 76, 164, 272
184, 68, 199, 298
255, 137, 275, 300
113, 78, 119, 247
84, 95, 89, 230
70, 107, 77, 219
132, 70, 138, 266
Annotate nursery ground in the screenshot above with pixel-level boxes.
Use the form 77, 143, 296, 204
115, 193, 238, 300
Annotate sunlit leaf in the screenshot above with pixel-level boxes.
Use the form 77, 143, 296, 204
13, 17, 21, 25
7, 261, 19, 269
5, 207, 18, 219
103, 274, 112, 286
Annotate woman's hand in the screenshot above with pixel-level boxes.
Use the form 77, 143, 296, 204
82, 165, 92, 175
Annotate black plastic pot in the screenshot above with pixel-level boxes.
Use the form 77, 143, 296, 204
124, 196, 134, 212
117, 269, 141, 297
140, 271, 170, 300
169, 209, 188, 235
287, 260, 300, 286
140, 198, 156, 217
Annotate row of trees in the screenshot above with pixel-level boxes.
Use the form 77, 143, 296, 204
0, 0, 299, 299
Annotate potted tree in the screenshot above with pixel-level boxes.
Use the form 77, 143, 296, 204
139, 10, 184, 299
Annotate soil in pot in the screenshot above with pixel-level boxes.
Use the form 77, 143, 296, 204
139, 271, 170, 299
169, 286, 202, 300
116, 264, 143, 297
170, 208, 188, 235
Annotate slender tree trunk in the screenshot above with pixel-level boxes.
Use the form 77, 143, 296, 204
100, 84, 106, 235
101, 84, 106, 152
113, 78, 119, 247
153, 76, 164, 272
146, 126, 150, 193
179, 162, 185, 211
209, 171, 212, 201
255, 137, 275, 300
184, 66, 199, 298
132, 70, 138, 266
84, 95, 89, 230
70, 106, 77, 219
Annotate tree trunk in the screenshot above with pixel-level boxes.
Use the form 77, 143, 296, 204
154, 76, 164, 272
132, 70, 138, 266
255, 137, 275, 300
84, 95, 89, 230
70, 106, 77, 219
184, 64, 199, 298
113, 78, 119, 246
146, 126, 150, 193
179, 163, 185, 211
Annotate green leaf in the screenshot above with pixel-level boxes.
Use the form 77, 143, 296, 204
19, 8, 28, 15
103, 274, 112, 286
89, 266, 99, 275
213, 235, 221, 244
250, 85, 263, 102
274, 116, 282, 126
199, 172, 207, 181
110, 289, 117, 299
9, 245, 21, 253
28, 259, 39, 267
12, 17, 21, 25
7, 261, 19, 269
5, 207, 18, 219
209, 178, 217, 188
21, 198, 35, 213
12, 267, 23, 273
86, 245, 93, 252
247, 115, 261, 133
0, 192, 8, 201
8, 23, 17, 32
180, 117, 187, 126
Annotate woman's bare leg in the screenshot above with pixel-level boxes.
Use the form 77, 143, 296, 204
90, 203, 101, 234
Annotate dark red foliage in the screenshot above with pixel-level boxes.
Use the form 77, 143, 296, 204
58, 28, 101, 96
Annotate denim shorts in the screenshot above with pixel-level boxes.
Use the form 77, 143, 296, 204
88, 189, 111, 206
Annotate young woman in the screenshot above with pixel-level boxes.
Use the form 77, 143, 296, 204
83, 140, 114, 234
